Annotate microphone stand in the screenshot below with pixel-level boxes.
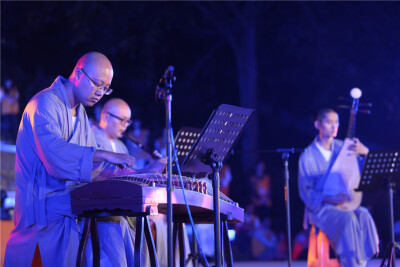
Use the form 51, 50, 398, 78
234, 148, 304, 267
204, 148, 223, 267
166, 94, 173, 267
156, 67, 176, 267
279, 148, 298, 267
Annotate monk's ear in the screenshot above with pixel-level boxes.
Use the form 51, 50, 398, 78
75, 67, 83, 80
314, 120, 320, 130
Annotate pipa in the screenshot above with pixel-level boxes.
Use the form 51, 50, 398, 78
323, 88, 365, 211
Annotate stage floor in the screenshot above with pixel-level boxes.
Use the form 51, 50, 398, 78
1, 218, 398, 266
235, 259, 398, 267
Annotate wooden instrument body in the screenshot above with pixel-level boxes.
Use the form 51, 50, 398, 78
322, 138, 362, 210
71, 174, 244, 223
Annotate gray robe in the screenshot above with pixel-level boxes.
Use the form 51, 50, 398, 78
84, 126, 136, 266
92, 126, 191, 267
4, 77, 128, 266
93, 126, 129, 154
298, 138, 379, 267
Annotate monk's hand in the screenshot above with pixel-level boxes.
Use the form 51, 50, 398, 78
114, 154, 135, 169
348, 138, 369, 156
152, 150, 163, 159
149, 157, 167, 173
94, 150, 135, 168
323, 192, 348, 205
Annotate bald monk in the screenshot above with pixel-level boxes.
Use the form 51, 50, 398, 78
4, 52, 137, 266
94, 98, 132, 156
93, 98, 194, 267
91, 98, 167, 266
94, 98, 165, 171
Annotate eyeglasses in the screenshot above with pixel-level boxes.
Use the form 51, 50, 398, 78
81, 68, 113, 95
107, 112, 132, 126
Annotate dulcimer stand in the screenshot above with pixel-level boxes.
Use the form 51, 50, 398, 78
76, 209, 159, 267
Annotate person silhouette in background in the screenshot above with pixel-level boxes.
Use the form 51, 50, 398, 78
250, 161, 273, 220
0, 78, 20, 144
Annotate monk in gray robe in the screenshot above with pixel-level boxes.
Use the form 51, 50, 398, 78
298, 108, 379, 267
4, 52, 137, 266
85, 98, 138, 267
92, 98, 191, 267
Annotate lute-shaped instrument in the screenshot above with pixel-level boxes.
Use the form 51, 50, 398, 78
322, 88, 371, 211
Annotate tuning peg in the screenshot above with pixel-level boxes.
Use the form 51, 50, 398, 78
337, 105, 351, 109
358, 109, 371, 114
359, 102, 372, 107
338, 97, 353, 102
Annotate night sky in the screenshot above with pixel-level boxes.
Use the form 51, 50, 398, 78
2, 1, 400, 257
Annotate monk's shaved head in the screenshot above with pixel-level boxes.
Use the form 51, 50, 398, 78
316, 107, 337, 122
102, 98, 130, 117
71, 52, 113, 78
66, 51, 114, 108
99, 98, 132, 139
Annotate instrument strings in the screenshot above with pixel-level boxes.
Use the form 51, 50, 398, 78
110, 173, 234, 204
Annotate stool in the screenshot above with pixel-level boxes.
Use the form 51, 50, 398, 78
307, 225, 340, 267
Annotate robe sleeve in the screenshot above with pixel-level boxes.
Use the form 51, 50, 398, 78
298, 152, 325, 213
27, 96, 95, 183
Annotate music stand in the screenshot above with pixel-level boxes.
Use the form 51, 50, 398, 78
180, 104, 255, 267
173, 127, 202, 169
356, 150, 400, 267
181, 104, 255, 173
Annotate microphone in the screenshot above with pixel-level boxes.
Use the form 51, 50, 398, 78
123, 133, 162, 160
164, 65, 175, 81
155, 65, 176, 101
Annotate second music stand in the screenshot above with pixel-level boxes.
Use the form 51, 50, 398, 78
180, 104, 255, 267
173, 127, 202, 169
356, 150, 400, 267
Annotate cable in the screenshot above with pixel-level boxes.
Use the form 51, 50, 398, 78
170, 129, 210, 267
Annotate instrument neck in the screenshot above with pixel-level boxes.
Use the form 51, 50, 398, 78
124, 133, 162, 159
346, 98, 359, 139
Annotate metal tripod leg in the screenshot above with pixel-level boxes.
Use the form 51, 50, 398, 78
222, 220, 233, 267
144, 216, 159, 267
380, 242, 399, 267
380, 182, 399, 267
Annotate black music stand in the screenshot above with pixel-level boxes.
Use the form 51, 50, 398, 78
173, 127, 203, 266
173, 127, 202, 170
356, 150, 400, 267
180, 104, 255, 267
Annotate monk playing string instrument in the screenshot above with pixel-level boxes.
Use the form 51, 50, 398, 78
298, 108, 379, 267
90, 98, 167, 266
90, 98, 191, 267
4, 52, 137, 266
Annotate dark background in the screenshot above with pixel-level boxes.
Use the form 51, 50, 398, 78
2, 1, 400, 260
